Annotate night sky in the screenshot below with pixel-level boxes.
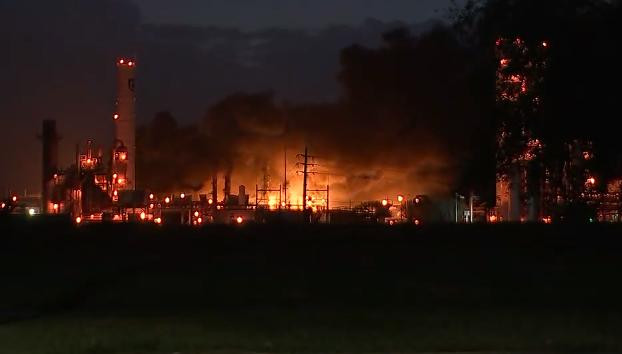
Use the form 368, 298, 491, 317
1, 0, 453, 194
133, 0, 451, 29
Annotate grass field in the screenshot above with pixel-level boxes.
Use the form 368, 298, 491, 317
1, 217, 622, 353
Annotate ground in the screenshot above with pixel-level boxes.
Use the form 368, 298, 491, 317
1, 217, 621, 353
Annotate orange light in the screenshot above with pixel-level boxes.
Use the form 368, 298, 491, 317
53, 203, 59, 211
165, 197, 171, 204
236, 216, 243, 224
281, 202, 286, 208
194, 211, 199, 217
542, 41, 548, 48
119, 59, 125, 64
87, 158, 92, 164
208, 198, 214, 205
119, 153, 127, 161
415, 198, 421, 204
180, 193, 186, 199
414, 219, 421, 226
113, 114, 119, 120
489, 215, 498, 223
128, 61, 134, 66
217, 205, 222, 210
75, 216, 82, 224
149, 203, 154, 209
154, 217, 162, 224
113, 190, 118, 197
1, 202, 5, 208
140, 212, 146, 220
149, 193, 154, 200
397, 195, 404, 203
588, 177, 596, 185
382, 199, 388, 207
197, 217, 203, 224
117, 178, 125, 185
12, 196, 17, 202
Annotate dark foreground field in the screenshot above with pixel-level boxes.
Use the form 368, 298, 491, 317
2, 217, 622, 353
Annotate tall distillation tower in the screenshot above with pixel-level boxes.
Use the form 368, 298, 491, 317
111, 58, 136, 194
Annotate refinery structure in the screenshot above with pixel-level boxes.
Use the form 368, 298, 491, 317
3, 46, 622, 226
1, 57, 430, 226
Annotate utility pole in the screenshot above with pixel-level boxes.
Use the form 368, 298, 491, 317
297, 146, 319, 223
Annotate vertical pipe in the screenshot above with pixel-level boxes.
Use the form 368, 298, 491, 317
41, 120, 58, 213
283, 148, 287, 205
302, 147, 310, 223
212, 174, 218, 211
470, 192, 474, 223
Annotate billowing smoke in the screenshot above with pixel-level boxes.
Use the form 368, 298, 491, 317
137, 25, 491, 205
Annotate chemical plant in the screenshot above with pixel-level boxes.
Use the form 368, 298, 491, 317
2, 45, 622, 225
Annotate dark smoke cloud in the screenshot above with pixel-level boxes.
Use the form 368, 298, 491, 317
137, 25, 491, 204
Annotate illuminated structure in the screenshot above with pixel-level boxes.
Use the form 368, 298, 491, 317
112, 58, 136, 193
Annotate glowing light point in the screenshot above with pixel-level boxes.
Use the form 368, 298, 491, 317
165, 197, 171, 204
12, 196, 18, 202
75, 216, 82, 224
588, 177, 596, 186
149, 193, 154, 200
382, 199, 388, 207
140, 212, 146, 220
197, 217, 203, 224
113, 114, 119, 120
194, 211, 200, 218
1, 202, 5, 209
208, 198, 213, 205
28, 208, 36, 216
119, 59, 124, 64
154, 217, 162, 224
53, 203, 59, 211
236, 216, 244, 224
180, 193, 186, 199
397, 195, 404, 203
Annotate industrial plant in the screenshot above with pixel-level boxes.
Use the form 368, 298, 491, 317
2, 43, 621, 226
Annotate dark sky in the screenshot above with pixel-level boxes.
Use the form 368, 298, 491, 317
133, 0, 452, 29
